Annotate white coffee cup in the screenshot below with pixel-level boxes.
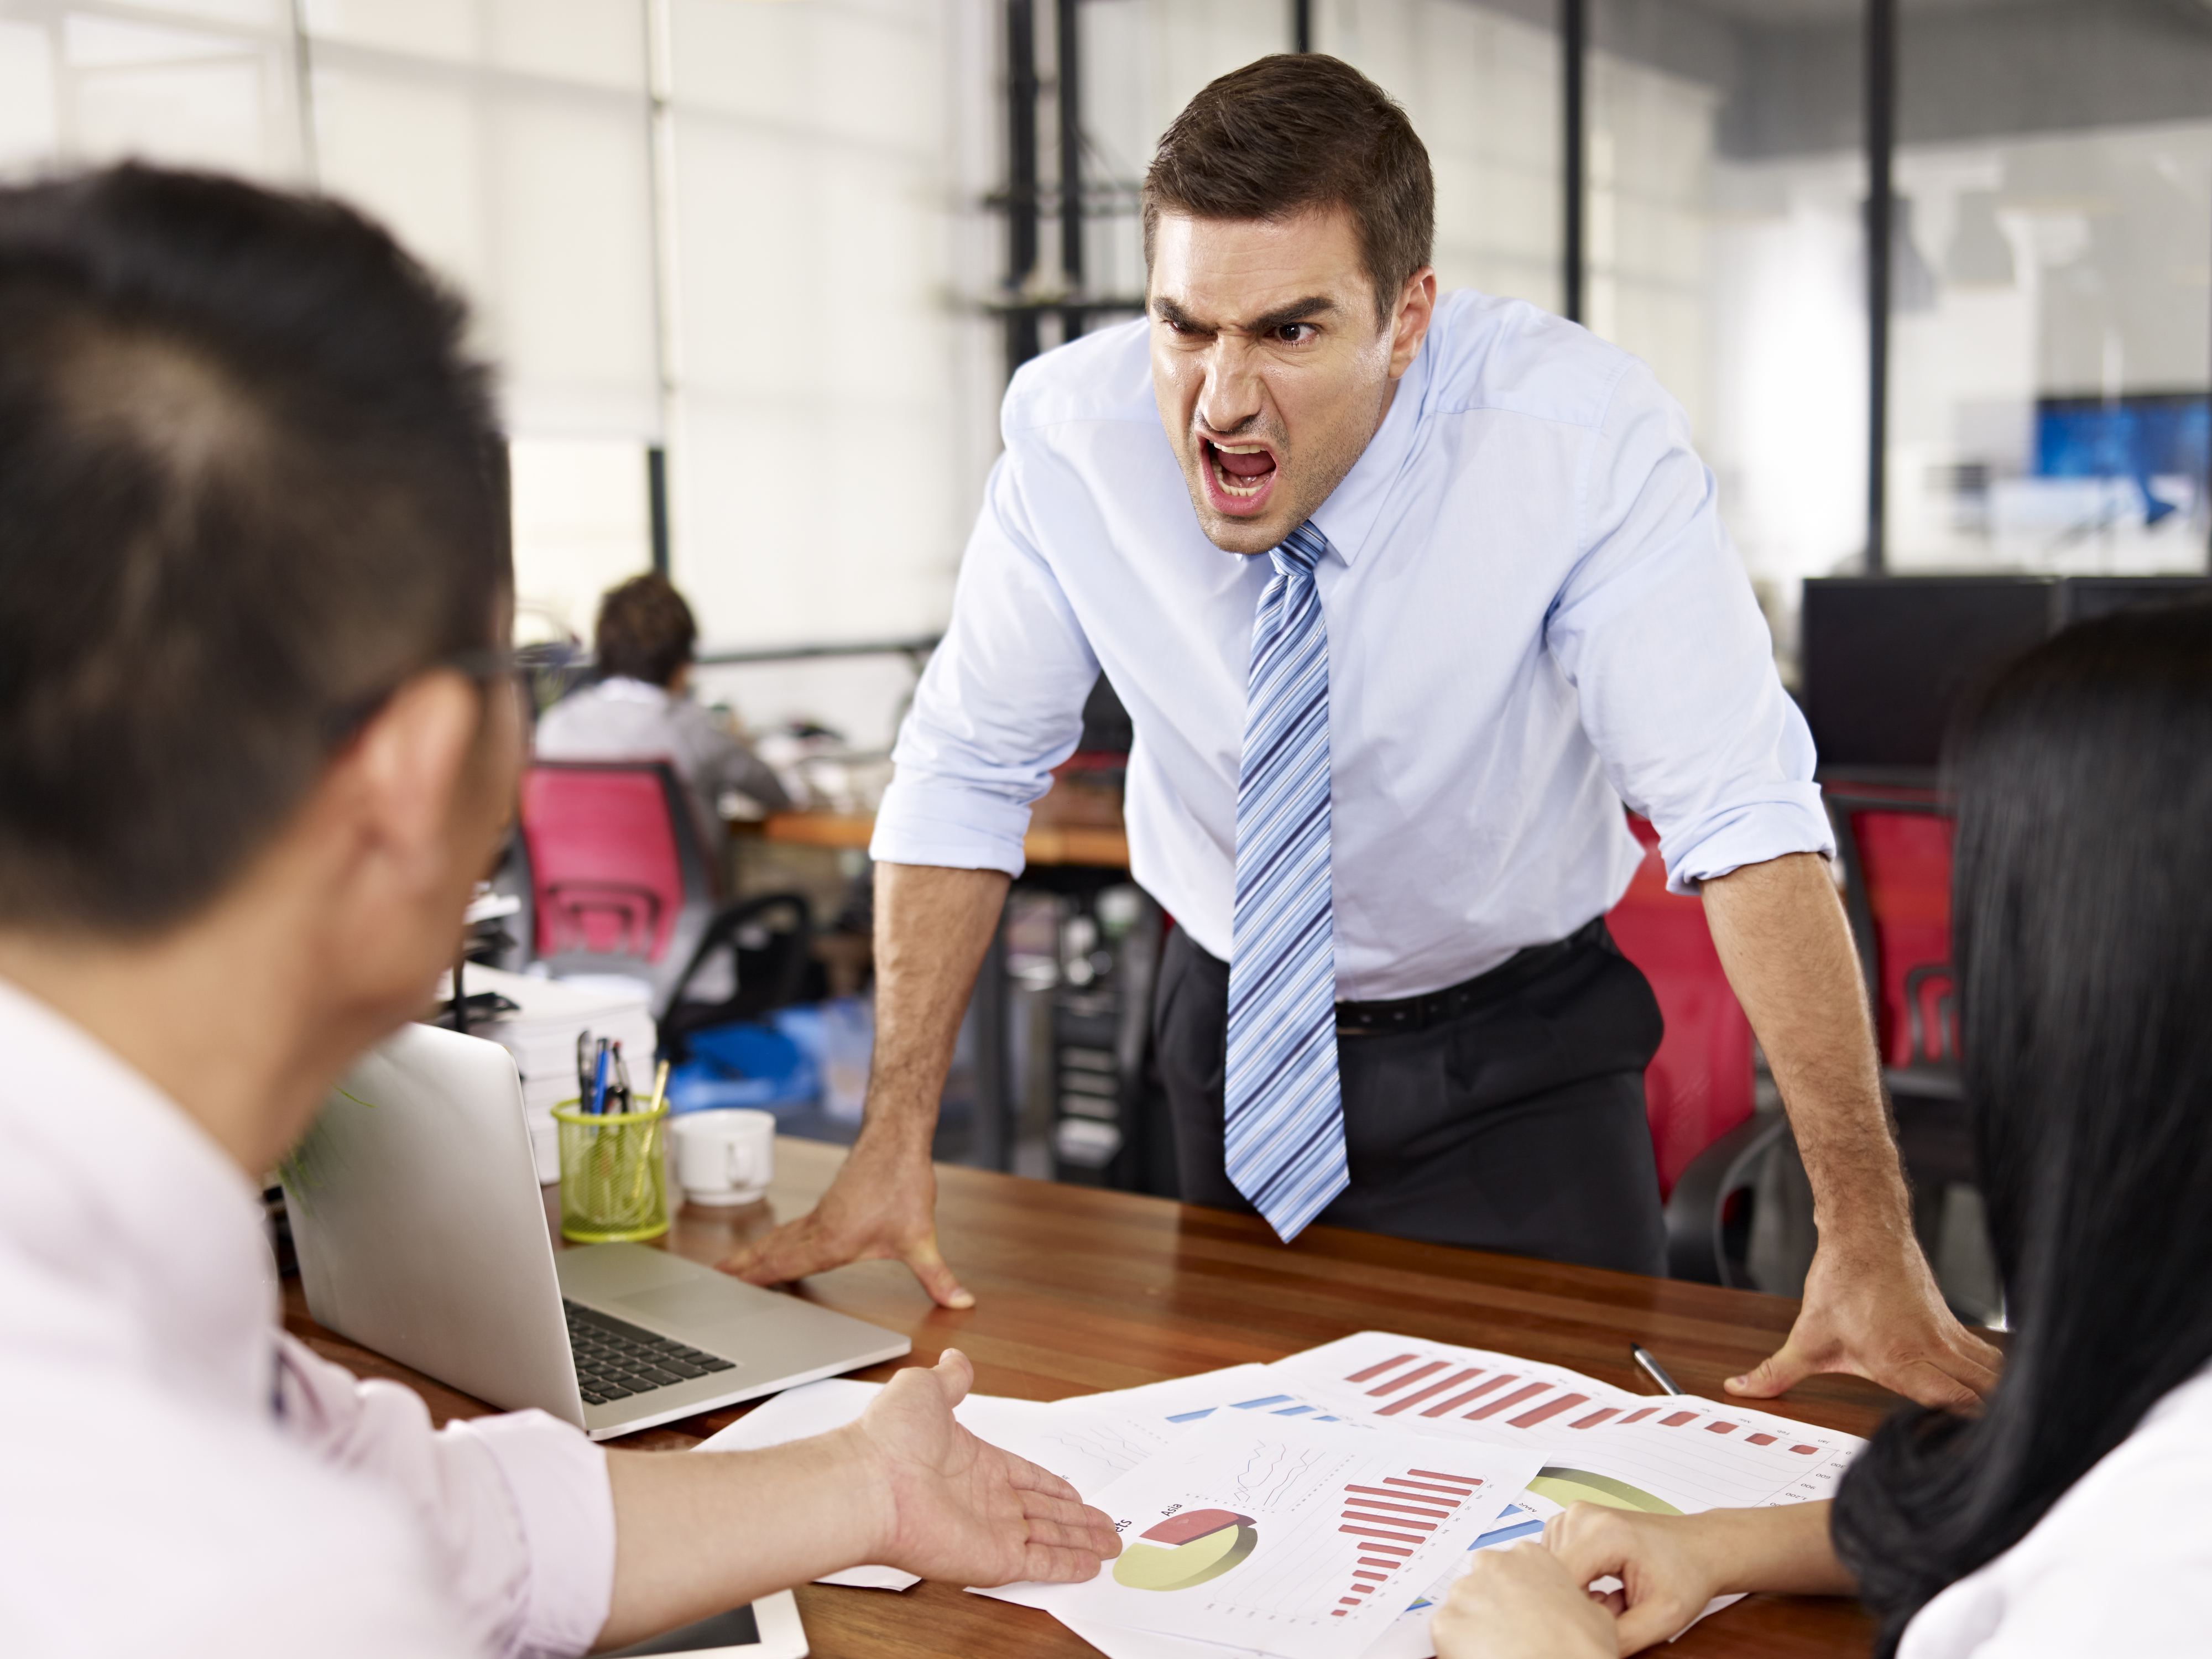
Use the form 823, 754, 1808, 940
669, 1108, 776, 1207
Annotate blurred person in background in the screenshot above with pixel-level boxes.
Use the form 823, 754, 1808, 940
535, 573, 792, 838
1432, 601, 2212, 1659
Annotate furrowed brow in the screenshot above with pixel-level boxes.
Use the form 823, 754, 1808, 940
1248, 296, 1336, 333
1152, 295, 1211, 332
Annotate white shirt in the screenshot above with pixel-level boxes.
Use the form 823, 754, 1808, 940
1900, 1366, 2212, 1657
536, 677, 792, 832
0, 977, 615, 1658
871, 289, 1832, 1001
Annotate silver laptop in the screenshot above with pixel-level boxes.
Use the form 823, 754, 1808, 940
282, 1020, 909, 1439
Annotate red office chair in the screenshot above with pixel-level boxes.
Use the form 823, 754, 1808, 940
1606, 815, 1779, 1285
1826, 785, 1976, 1218
518, 761, 812, 1030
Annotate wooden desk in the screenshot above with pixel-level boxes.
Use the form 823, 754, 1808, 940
761, 809, 1130, 870
285, 1139, 1881, 1658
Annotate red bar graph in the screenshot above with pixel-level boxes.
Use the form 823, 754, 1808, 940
1467, 1381, 1550, 1421
1332, 1465, 1483, 1616
1619, 1407, 1657, 1424
1570, 1407, 1619, 1428
1510, 1391, 1589, 1430
1346, 1354, 1417, 1383
1660, 1410, 1699, 1427
1790, 1444, 1819, 1455
1368, 1360, 1447, 1396
1706, 1421, 1738, 1434
1746, 1433, 1777, 1446
1421, 1374, 1511, 1416
1376, 1367, 1480, 1416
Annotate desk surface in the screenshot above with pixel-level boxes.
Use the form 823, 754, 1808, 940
762, 810, 1130, 870
285, 1139, 1881, 1658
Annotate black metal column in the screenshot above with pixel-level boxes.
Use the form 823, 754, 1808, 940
1291, 0, 1312, 54
1866, 0, 1896, 573
1005, 0, 1041, 373
1057, 0, 1083, 344
646, 445, 669, 577
1562, 0, 1586, 324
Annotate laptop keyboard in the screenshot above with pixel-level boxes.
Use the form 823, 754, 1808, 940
564, 1300, 737, 1407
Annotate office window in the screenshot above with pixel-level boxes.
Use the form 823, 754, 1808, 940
509, 437, 654, 648
1587, 1, 1868, 660
1885, 0, 2212, 575
658, 0, 964, 650
1326, 0, 1563, 315
0, 1, 306, 184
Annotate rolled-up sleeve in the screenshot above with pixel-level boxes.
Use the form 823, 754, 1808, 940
1546, 360, 1833, 893
276, 1334, 614, 1659
871, 447, 1101, 876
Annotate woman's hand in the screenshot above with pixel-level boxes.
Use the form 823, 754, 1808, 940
1431, 1541, 1615, 1659
1539, 1506, 1731, 1655
847, 1348, 1122, 1587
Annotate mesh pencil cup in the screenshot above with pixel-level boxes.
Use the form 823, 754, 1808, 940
554, 1098, 670, 1243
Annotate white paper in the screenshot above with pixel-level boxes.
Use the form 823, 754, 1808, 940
1020, 1416, 1539, 1659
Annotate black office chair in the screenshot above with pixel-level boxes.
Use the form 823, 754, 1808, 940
657, 890, 817, 1061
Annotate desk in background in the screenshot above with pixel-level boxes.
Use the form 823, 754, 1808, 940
761, 805, 1150, 1184
286, 1139, 1883, 1659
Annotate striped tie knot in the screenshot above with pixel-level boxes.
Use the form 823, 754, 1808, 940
1271, 523, 1327, 579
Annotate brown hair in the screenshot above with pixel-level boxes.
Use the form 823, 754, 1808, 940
1144, 54, 1434, 330
0, 164, 506, 935
595, 573, 697, 688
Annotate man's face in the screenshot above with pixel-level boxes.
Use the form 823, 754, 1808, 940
1149, 205, 1434, 555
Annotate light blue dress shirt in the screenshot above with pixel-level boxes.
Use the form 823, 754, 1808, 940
871, 288, 1831, 1003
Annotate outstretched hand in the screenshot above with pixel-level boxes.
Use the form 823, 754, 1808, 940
719, 1138, 974, 1308
1726, 1227, 2001, 1409
847, 1350, 1120, 1587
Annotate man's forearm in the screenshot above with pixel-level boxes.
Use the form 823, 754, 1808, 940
597, 1435, 885, 1649
862, 862, 1012, 1155
1699, 852, 1908, 1232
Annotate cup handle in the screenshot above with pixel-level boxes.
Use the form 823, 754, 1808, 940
726, 1141, 757, 1190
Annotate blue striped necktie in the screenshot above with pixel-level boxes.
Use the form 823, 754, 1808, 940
1224, 520, 1349, 1242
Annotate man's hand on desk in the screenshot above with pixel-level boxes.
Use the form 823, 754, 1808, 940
851, 1348, 1121, 1585
1726, 1220, 2000, 1410
718, 1134, 975, 1308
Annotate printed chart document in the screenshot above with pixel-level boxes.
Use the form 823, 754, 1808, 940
1028, 1415, 1539, 1659
1269, 1332, 1861, 1515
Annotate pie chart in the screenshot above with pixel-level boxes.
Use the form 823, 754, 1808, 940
1112, 1508, 1259, 1592
1525, 1467, 1682, 1515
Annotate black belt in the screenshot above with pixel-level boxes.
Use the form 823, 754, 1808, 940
1333, 916, 1610, 1036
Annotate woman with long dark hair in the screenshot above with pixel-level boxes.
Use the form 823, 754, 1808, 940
1432, 599, 2212, 1658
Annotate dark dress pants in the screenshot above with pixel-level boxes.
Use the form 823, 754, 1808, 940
1154, 922, 1669, 1275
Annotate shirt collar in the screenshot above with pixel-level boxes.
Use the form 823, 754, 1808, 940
0, 974, 279, 1421
597, 676, 671, 705
1306, 331, 1434, 567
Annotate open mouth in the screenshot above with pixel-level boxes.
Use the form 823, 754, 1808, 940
1202, 437, 1279, 507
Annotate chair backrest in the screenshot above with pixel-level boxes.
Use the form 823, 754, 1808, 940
1826, 786, 1957, 1070
1605, 815, 1755, 1197
518, 762, 714, 990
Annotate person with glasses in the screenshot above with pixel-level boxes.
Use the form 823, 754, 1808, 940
0, 165, 1114, 1657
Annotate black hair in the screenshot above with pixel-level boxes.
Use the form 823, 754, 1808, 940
1830, 599, 2212, 1653
0, 164, 507, 935
595, 572, 698, 688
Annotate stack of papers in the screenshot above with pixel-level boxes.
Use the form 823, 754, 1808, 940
695, 1332, 1864, 1659
434, 964, 658, 1182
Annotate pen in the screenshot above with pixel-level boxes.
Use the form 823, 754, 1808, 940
648, 1058, 670, 1114
1631, 1343, 1682, 1395
612, 1041, 632, 1113
576, 1029, 593, 1106
590, 1037, 610, 1116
